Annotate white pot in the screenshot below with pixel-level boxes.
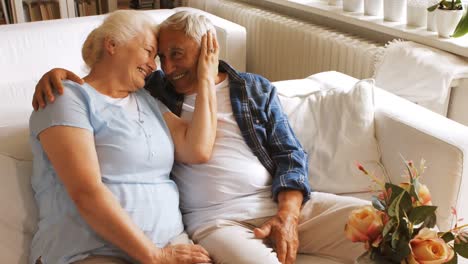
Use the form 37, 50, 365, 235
427, 10, 437, 31
407, 5, 427, 27
384, 0, 407, 22
365, 0, 383, 15
329, 0, 343, 6
343, 0, 364, 12
436, 8, 464, 38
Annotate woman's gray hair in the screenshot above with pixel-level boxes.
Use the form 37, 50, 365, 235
82, 10, 157, 68
158, 11, 217, 45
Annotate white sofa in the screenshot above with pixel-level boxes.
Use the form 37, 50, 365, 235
1, 8, 468, 264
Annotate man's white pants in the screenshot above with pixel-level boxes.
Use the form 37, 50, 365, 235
192, 192, 369, 264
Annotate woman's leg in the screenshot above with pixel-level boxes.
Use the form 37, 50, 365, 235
72, 255, 131, 264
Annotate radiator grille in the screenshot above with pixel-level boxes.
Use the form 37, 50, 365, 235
204, 0, 384, 81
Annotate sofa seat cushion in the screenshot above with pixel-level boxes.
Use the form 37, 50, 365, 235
296, 253, 343, 264
0, 154, 37, 263
275, 78, 380, 194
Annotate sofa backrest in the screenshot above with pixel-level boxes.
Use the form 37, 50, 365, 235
0, 8, 245, 89
0, 7, 246, 161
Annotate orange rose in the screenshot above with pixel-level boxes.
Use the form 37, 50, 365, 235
399, 182, 432, 206
345, 206, 383, 244
418, 184, 432, 206
405, 228, 454, 264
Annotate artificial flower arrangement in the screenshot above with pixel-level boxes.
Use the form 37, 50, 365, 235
345, 159, 468, 263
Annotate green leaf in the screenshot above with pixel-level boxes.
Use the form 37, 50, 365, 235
391, 229, 400, 248
410, 179, 421, 201
391, 237, 411, 263
372, 196, 386, 211
383, 218, 397, 238
441, 232, 455, 243
408, 206, 438, 225
422, 212, 437, 229
445, 252, 457, 264
427, 2, 439, 11
453, 12, 468, 38
388, 191, 412, 219
455, 238, 468, 258
386, 183, 405, 204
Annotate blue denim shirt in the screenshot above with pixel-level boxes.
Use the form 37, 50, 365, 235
145, 60, 311, 202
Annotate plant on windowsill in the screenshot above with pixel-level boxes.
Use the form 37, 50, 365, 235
345, 159, 468, 263
427, 0, 465, 38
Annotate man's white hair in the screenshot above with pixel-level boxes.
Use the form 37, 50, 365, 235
159, 11, 217, 45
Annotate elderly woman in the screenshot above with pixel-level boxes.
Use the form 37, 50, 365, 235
29, 10, 217, 264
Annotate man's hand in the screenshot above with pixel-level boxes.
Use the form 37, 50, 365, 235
32, 68, 83, 110
254, 190, 303, 264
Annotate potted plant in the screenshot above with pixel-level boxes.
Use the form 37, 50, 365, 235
427, 0, 463, 38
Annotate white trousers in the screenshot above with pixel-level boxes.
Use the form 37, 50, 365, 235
192, 192, 369, 264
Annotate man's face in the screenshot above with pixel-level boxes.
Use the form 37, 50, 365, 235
157, 28, 201, 95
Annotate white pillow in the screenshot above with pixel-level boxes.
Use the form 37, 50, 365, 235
278, 79, 380, 194
0, 154, 37, 263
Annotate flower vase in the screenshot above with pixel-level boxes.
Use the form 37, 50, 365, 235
407, 0, 427, 27
435, 8, 464, 38
354, 252, 394, 264
343, 0, 364, 12
329, 0, 343, 6
384, 0, 407, 22
365, 0, 383, 16
426, 0, 439, 31
427, 10, 437, 31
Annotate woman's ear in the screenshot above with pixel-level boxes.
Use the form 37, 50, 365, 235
104, 37, 117, 55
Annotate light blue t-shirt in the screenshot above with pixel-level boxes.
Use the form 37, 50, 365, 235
29, 81, 184, 264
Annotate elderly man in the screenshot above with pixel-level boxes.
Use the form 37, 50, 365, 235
33, 11, 367, 264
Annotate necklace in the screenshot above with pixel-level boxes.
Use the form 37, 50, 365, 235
134, 93, 144, 123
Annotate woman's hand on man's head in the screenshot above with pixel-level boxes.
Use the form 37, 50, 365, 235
197, 31, 219, 86
32, 68, 83, 111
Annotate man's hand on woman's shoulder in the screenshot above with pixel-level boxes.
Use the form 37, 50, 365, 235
33, 68, 83, 110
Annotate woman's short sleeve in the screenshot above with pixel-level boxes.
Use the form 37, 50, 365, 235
30, 81, 93, 139
155, 98, 170, 114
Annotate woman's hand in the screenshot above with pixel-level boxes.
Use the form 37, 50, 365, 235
151, 244, 212, 264
164, 31, 219, 164
196, 31, 219, 86
32, 68, 83, 110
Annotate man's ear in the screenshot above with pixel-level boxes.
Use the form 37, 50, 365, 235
104, 37, 117, 55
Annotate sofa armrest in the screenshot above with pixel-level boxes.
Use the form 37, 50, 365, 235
308, 71, 468, 231
374, 88, 468, 231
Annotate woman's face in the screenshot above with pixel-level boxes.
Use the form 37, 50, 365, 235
113, 30, 157, 91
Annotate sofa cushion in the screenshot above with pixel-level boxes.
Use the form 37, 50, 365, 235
276, 79, 380, 194
0, 153, 37, 263
0, 106, 33, 161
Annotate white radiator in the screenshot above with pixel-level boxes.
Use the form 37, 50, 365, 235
188, 0, 385, 81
